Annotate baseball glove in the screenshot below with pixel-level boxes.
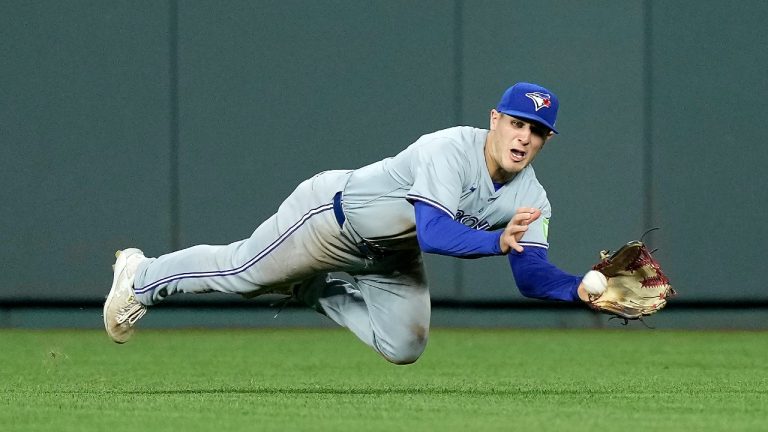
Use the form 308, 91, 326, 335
588, 240, 675, 322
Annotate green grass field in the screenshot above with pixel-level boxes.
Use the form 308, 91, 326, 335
1, 328, 766, 431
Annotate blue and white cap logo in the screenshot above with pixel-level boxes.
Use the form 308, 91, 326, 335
524, 92, 552, 111
497, 82, 559, 133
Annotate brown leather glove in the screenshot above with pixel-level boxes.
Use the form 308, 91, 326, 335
588, 240, 676, 322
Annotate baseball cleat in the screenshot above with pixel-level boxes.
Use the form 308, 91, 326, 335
103, 248, 147, 343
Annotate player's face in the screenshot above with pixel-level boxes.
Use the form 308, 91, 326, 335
486, 110, 551, 182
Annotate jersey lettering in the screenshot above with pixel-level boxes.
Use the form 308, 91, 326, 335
454, 210, 490, 230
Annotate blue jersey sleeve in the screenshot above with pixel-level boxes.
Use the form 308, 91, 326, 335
414, 201, 503, 258
507, 247, 582, 302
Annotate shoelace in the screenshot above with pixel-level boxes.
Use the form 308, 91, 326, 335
116, 301, 147, 326
271, 295, 293, 319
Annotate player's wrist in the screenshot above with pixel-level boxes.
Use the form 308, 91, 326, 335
496, 231, 508, 254
576, 283, 589, 302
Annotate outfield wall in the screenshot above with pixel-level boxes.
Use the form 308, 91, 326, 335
2, 1, 767, 322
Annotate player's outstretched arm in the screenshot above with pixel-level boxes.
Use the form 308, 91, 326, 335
414, 201, 504, 257
499, 207, 541, 254
506, 240, 607, 303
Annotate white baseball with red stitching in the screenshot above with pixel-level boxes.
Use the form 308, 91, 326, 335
582, 270, 607, 295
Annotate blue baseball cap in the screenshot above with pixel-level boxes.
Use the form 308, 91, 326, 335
496, 82, 559, 134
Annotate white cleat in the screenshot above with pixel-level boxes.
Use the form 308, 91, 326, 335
103, 248, 147, 343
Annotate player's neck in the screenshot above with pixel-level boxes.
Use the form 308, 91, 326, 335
483, 137, 515, 184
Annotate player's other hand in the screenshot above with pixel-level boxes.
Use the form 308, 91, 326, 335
499, 207, 541, 254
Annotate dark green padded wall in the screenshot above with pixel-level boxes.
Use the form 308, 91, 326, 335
1, 2, 172, 300
650, 0, 768, 300
2, 1, 766, 303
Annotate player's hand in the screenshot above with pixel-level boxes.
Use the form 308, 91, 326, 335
499, 207, 541, 254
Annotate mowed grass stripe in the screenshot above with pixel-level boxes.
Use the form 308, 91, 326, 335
1, 329, 766, 432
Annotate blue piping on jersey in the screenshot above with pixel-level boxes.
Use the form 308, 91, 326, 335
134, 202, 335, 295
518, 241, 549, 249
405, 194, 453, 218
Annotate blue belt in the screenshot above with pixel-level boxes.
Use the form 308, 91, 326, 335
332, 191, 383, 259
332, 191, 345, 227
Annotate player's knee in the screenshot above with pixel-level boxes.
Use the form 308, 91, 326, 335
379, 344, 425, 365
376, 325, 429, 365
383, 350, 422, 365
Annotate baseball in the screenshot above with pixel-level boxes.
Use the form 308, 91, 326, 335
582, 270, 607, 296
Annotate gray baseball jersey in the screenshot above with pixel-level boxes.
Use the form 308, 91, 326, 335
130, 126, 551, 364
343, 126, 551, 250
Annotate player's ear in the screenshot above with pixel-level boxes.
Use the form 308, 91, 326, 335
489, 109, 500, 130
543, 131, 554, 145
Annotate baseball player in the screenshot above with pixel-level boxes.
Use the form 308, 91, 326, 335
104, 82, 607, 364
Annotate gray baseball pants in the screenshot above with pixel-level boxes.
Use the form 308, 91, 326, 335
132, 170, 430, 364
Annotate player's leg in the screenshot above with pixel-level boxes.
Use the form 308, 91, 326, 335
103, 170, 366, 342
298, 250, 430, 365
131, 171, 362, 304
